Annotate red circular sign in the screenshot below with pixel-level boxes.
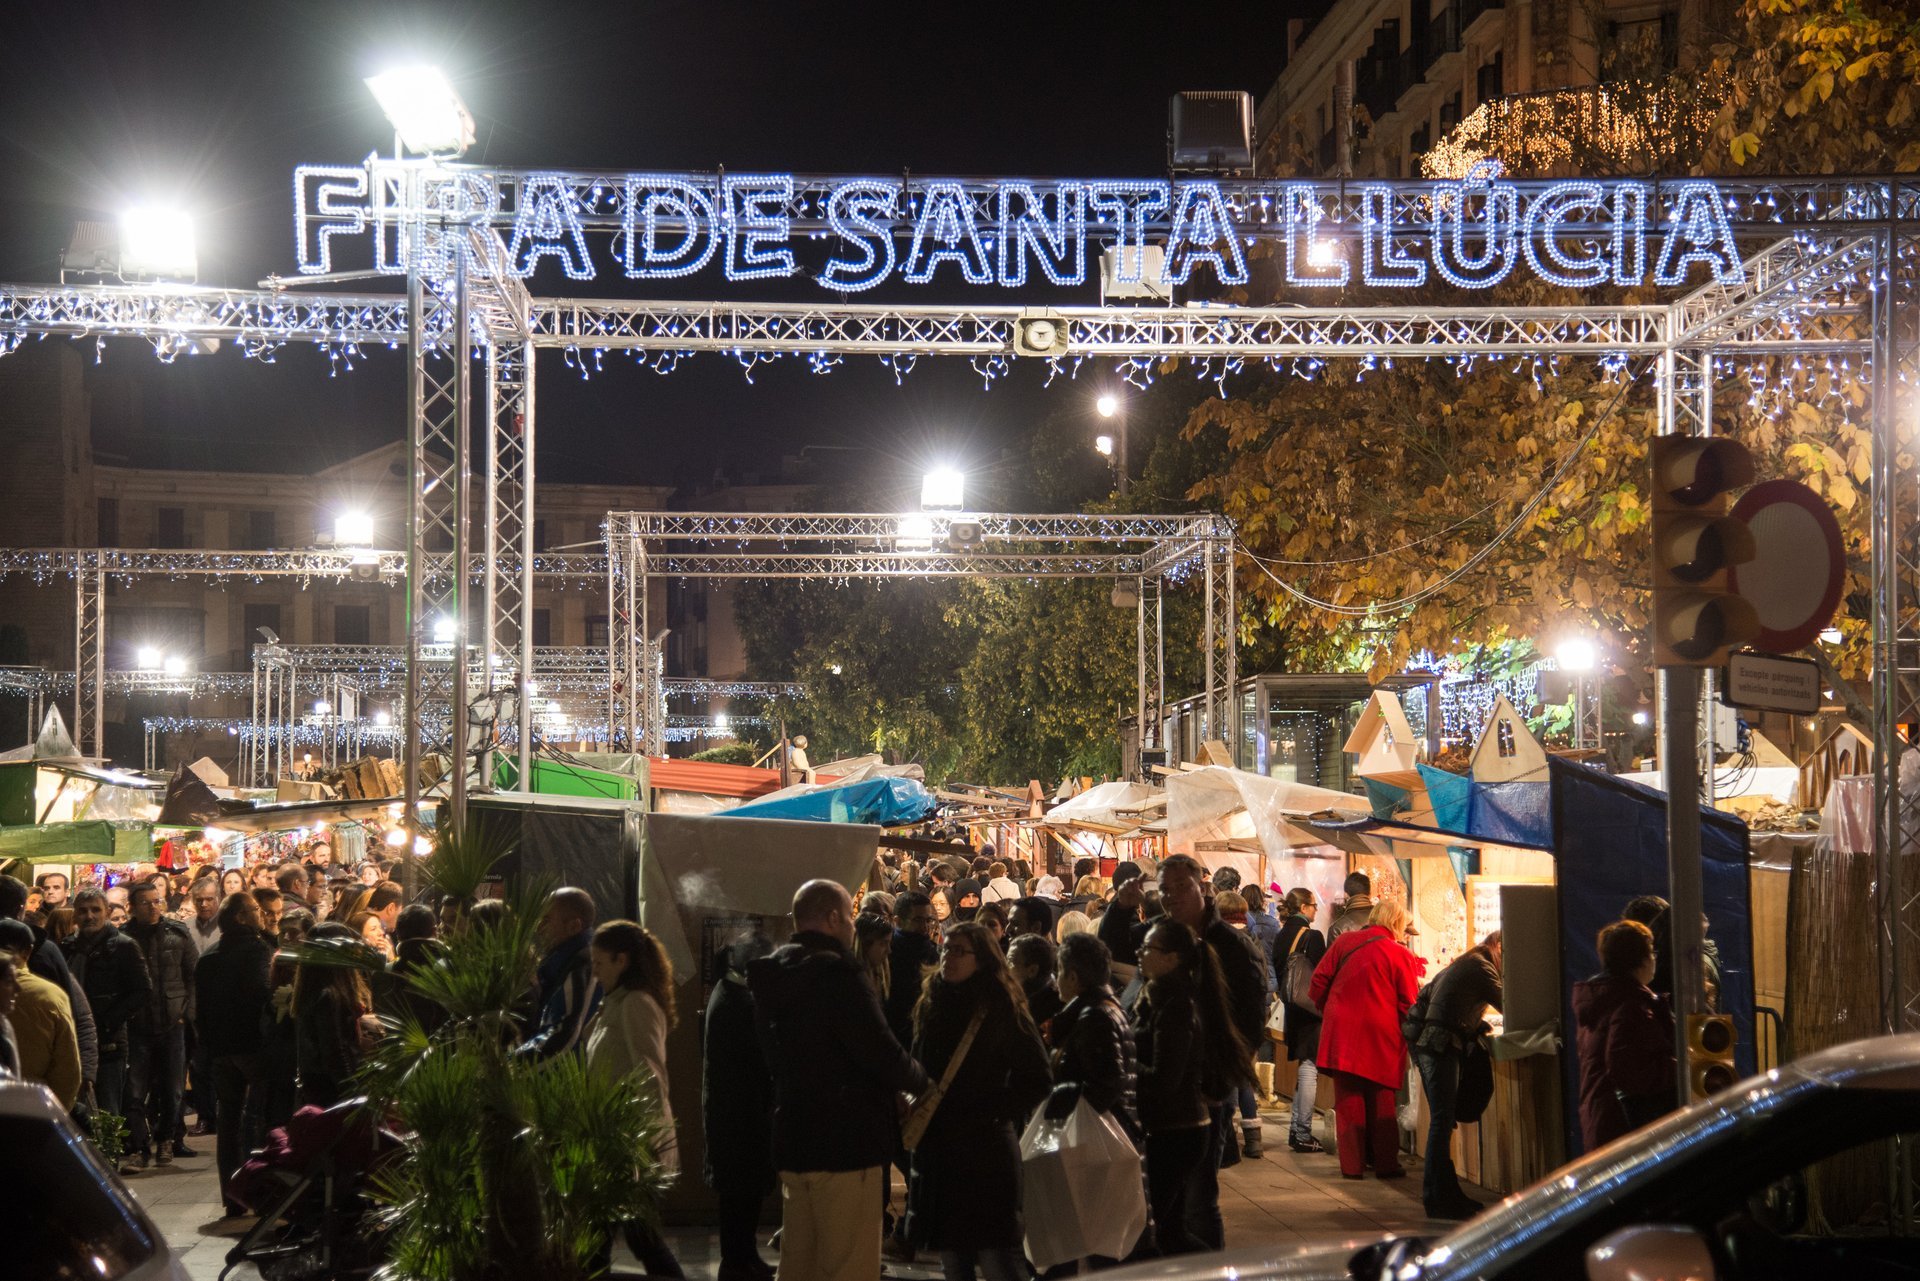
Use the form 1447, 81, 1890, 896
1726, 479, 1845, 654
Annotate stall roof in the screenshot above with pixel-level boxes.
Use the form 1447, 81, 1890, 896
0, 819, 151, 863
1302, 811, 1552, 859
648, 758, 785, 801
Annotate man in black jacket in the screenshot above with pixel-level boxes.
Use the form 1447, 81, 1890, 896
65, 887, 150, 1120
1098, 861, 1145, 967
750, 879, 928, 1281
193, 892, 275, 1216
1410, 930, 1504, 1219
122, 882, 198, 1172
1150, 855, 1267, 1250
884, 891, 939, 1048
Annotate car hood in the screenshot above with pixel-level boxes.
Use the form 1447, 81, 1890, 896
1099, 1237, 1406, 1281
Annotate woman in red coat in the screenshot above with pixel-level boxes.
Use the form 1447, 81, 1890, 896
1308, 896, 1422, 1179
1572, 919, 1676, 1151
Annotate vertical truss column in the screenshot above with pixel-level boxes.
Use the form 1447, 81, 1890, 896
403, 203, 472, 850
1873, 205, 1920, 1040
1202, 551, 1216, 744
484, 338, 535, 790
1135, 576, 1147, 777
606, 519, 648, 756
74, 554, 103, 759
1222, 537, 1239, 757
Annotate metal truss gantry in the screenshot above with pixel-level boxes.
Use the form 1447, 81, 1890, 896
604, 511, 1237, 758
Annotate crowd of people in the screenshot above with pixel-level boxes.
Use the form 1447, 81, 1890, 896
0, 838, 1718, 1276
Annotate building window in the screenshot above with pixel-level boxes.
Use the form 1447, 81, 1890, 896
334, 604, 371, 645
247, 510, 276, 550
532, 519, 548, 552
533, 608, 552, 647
1476, 52, 1503, 103
156, 507, 187, 549
585, 615, 608, 646
244, 603, 282, 662
1439, 90, 1463, 130
97, 498, 119, 547
1410, 123, 1432, 155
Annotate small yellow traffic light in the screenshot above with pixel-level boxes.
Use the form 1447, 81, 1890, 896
1651, 437, 1760, 668
1687, 1013, 1738, 1100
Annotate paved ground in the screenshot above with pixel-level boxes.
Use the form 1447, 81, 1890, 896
132, 1104, 1479, 1279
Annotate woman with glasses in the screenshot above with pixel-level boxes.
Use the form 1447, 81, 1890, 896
1132, 919, 1251, 1256
907, 921, 1051, 1281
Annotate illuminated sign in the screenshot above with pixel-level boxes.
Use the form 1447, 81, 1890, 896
294, 159, 1744, 292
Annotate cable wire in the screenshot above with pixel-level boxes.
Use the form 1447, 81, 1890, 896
1239, 360, 1651, 617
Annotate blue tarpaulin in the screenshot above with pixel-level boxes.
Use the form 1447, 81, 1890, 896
1548, 757, 1755, 1157
721, 776, 936, 826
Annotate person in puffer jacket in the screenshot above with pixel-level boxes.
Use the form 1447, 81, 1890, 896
1573, 919, 1676, 1152
121, 882, 198, 1171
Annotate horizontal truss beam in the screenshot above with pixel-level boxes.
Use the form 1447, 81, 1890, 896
0, 547, 607, 582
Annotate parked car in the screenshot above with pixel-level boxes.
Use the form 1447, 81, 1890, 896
1107, 1034, 1920, 1280
0, 1080, 189, 1281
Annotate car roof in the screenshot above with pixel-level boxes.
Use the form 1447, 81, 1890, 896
0, 1077, 71, 1120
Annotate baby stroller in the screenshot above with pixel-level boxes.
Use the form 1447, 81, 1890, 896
220, 1098, 392, 1281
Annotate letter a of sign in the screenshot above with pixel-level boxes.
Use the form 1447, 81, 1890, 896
508, 175, 595, 280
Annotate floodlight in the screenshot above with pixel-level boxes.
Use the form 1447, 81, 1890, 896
1095, 434, 1115, 457
413, 836, 433, 856
1307, 239, 1342, 269
922, 469, 965, 510
715, 713, 732, 730
1556, 638, 1598, 672
162, 655, 189, 677
897, 513, 936, 550
335, 511, 375, 546
1096, 394, 1120, 418
118, 207, 197, 282
385, 827, 408, 847
135, 646, 162, 670
374, 710, 392, 726
1632, 710, 1651, 726
365, 66, 476, 157
314, 700, 331, 715
432, 616, 458, 643
1819, 626, 1843, 644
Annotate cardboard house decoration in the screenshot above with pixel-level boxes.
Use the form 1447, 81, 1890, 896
1799, 722, 1875, 812
1469, 695, 1549, 784
1345, 689, 1421, 779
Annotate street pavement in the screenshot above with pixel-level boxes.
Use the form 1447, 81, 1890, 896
132, 1105, 1477, 1279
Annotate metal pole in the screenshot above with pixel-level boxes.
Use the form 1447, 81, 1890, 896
517, 340, 536, 792
448, 250, 471, 839
1203, 548, 1216, 743
1661, 665, 1706, 1108
1136, 575, 1147, 778
403, 256, 424, 862
1155, 580, 1166, 752
1118, 412, 1130, 498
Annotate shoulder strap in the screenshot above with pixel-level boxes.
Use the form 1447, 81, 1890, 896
933, 1006, 988, 1095
1285, 925, 1310, 958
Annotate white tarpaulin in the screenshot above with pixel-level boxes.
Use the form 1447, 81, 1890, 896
1165, 766, 1367, 885
1620, 765, 1802, 808
1042, 781, 1163, 832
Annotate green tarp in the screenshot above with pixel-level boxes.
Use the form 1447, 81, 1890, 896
0, 820, 152, 863
491, 757, 641, 802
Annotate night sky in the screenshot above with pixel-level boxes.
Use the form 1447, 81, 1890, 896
0, 1, 1302, 493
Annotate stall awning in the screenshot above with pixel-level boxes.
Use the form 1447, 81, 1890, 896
0, 819, 151, 863
721, 776, 935, 826
1302, 811, 1552, 860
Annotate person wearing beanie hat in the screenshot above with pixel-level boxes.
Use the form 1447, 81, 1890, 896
950, 878, 982, 922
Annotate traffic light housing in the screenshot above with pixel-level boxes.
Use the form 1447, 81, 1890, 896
1650, 437, 1760, 668
1687, 1013, 1738, 1100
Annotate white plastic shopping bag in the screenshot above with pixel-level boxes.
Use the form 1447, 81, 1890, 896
1019, 1098, 1148, 1270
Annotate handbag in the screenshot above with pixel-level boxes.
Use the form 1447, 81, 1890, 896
899, 1007, 986, 1151
1281, 926, 1318, 1012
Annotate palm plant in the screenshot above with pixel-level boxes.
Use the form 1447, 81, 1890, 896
292, 827, 670, 1280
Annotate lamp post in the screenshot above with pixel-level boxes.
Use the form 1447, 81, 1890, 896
1097, 393, 1128, 497
368, 63, 476, 879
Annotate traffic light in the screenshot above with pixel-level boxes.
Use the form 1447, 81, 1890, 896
1687, 1013, 1738, 1100
1650, 437, 1760, 668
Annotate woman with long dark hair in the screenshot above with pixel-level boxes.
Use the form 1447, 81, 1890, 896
292, 922, 375, 1107
908, 920, 1051, 1281
1133, 918, 1253, 1255
585, 919, 685, 1279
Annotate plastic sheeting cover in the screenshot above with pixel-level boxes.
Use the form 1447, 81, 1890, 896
1165, 767, 1365, 884
1043, 781, 1162, 831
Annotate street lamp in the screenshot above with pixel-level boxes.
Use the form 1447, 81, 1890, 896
364, 66, 475, 157
1556, 637, 1600, 751
1096, 392, 1129, 496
